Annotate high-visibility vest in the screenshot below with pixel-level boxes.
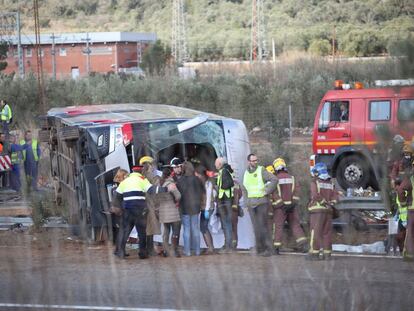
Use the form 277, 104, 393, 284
116, 172, 152, 209
396, 194, 408, 222
409, 176, 414, 211
11, 151, 21, 164
20, 139, 39, 162
1, 104, 12, 122
243, 166, 265, 198
217, 168, 234, 199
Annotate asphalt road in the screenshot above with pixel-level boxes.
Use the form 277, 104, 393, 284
0, 237, 413, 311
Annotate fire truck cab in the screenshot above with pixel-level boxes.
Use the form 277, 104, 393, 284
40, 104, 250, 239
311, 80, 414, 190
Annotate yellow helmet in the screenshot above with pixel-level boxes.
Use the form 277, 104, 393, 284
402, 143, 412, 154
139, 156, 154, 166
266, 165, 275, 174
273, 158, 286, 171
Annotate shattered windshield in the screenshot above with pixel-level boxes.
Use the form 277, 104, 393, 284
143, 120, 226, 157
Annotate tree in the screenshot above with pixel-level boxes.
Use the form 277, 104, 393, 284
141, 40, 170, 75
308, 39, 331, 56
0, 41, 8, 72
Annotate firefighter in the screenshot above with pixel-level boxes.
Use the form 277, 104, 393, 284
112, 164, 175, 259
403, 160, 414, 261
0, 100, 12, 137
391, 143, 412, 189
241, 153, 278, 257
307, 162, 338, 260
271, 158, 307, 255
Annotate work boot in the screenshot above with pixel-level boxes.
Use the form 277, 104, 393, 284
172, 236, 181, 258
305, 253, 320, 261
138, 250, 148, 260
232, 240, 238, 251
273, 247, 280, 255
203, 232, 215, 255
146, 235, 156, 256
260, 249, 272, 257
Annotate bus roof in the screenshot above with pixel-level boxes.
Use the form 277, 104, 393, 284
322, 86, 414, 101
47, 103, 227, 126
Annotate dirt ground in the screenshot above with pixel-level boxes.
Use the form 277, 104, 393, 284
0, 229, 413, 311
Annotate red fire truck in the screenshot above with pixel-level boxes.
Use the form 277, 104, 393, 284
310, 80, 414, 190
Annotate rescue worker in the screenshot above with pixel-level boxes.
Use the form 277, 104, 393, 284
170, 157, 183, 181
266, 165, 276, 240
140, 156, 161, 256
307, 162, 338, 260
394, 161, 412, 255
8, 134, 25, 193
112, 164, 175, 259
271, 158, 307, 254
231, 181, 242, 250
0, 100, 12, 137
20, 130, 41, 192
391, 143, 412, 189
403, 160, 414, 261
215, 157, 236, 252
242, 153, 278, 257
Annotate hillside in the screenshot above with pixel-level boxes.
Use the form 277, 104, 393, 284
2, 0, 414, 60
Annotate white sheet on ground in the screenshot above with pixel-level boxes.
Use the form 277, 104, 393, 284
332, 241, 385, 254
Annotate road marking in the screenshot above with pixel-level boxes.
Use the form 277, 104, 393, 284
0, 303, 193, 311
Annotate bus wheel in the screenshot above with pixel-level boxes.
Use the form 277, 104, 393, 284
337, 155, 370, 190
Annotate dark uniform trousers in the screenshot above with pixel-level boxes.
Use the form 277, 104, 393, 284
273, 206, 306, 246
309, 211, 332, 254
249, 203, 272, 252
116, 206, 147, 257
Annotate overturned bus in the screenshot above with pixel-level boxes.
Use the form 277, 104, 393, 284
39, 104, 251, 241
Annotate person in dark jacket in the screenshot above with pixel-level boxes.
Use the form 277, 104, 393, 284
177, 161, 204, 256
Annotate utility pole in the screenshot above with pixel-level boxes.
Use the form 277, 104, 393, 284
33, 0, 46, 112
0, 12, 24, 77
250, 0, 267, 62
81, 33, 91, 75
50, 33, 59, 79
172, 0, 189, 66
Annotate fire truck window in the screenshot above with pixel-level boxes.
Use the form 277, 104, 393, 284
369, 100, 391, 121
318, 101, 330, 129
327, 101, 349, 122
398, 99, 414, 121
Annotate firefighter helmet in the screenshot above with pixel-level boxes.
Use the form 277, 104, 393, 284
312, 162, 330, 180
273, 158, 286, 171
139, 156, 154, 166
266, 165, 275, 174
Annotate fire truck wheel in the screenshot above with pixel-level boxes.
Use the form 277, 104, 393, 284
337, 155, 370, 190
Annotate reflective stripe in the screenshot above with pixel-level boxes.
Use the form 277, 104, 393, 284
274, 242, 282, 246
276, 176, 295, 200
296, 237, 307, 243
124, 196, 146, 200
272, 199, 283, 206
309, 229, 315, 253
323, 250, 332, 254
308, 204, 329, 211
292, 196, 300, 201
317, 181, 333, 190
283, 201, 292, 205
20, 139, 39, 162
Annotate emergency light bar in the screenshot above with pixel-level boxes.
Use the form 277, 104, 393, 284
374, 79, 414, 87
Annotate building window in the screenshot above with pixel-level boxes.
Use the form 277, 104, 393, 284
40, 48, 45, 57
59, 47, 67, 56
369, 100, 391, 121
25, 48, 32, 57
398, 99, 414, 121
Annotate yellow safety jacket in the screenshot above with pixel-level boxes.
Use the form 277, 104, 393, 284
1, 104, 12, 122
116, 172, 152, 209
243, 166, 265, 198
217, 168, 234, 199
20, 139, 39, 162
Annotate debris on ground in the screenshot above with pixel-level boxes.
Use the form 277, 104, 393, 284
333, 241, 386, 254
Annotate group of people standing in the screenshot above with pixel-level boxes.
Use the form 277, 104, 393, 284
0, 100, 41, 194
111, 150, 340, 261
